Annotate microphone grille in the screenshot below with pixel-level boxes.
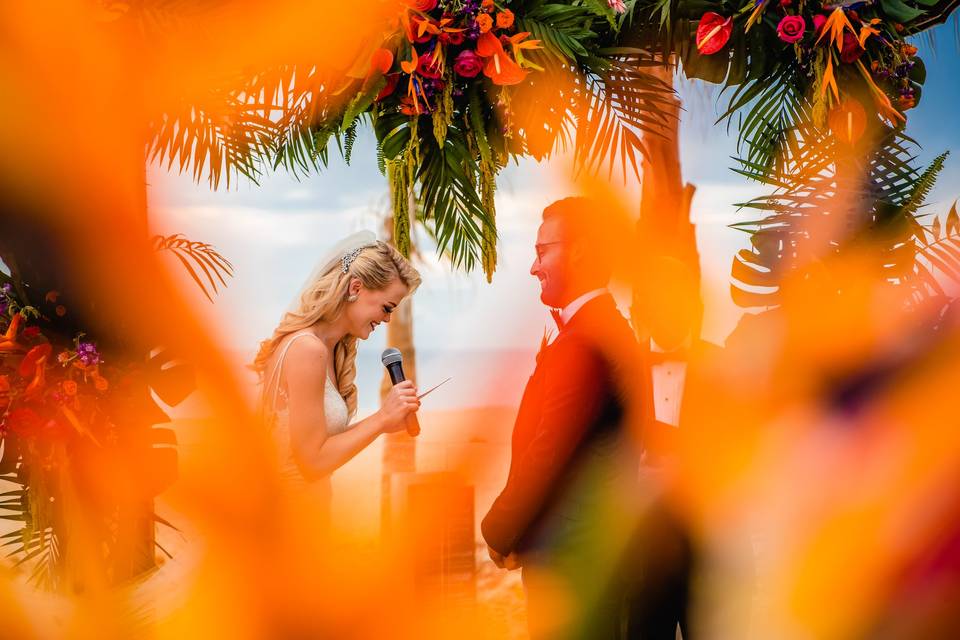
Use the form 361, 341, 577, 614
381, 348, 402, 366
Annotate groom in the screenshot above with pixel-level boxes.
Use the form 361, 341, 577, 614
482, 197, 646, 639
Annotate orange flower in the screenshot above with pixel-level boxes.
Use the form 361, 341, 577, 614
496, 10, 514, 29
369, 48, 394, 76
62, 380, 78, 396
94, 376, 109, 392
2, 312, 21, 342
828, 97, 867, 144
476, 33, 527, 85
0, 312, 23, 353
58, 351, 70, 364
477, 13, 493, 33
481, 0, 494, 12
55, 305, 66, 317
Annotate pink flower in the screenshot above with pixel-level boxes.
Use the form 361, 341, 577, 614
453, 49, 483, 78
417, 50, 443, 79
839, 31, 864, 63
812, 14, 827, 33
776, 15, 806, 43
607, 0, 627, 13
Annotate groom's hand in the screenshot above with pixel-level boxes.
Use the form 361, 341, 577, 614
487, 545, 506, 568
487, 545, 521, 570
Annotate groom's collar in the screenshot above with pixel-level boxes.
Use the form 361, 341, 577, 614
559, 288, 607, 326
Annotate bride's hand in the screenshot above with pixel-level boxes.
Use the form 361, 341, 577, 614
378, 380, 420, 433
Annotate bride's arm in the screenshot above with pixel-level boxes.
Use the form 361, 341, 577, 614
284, 338, 418, 480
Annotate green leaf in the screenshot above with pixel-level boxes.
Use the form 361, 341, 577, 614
342, 78, 386, 132
879, 0, 923, 23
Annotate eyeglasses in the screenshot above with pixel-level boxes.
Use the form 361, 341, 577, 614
534, 241, 563, 262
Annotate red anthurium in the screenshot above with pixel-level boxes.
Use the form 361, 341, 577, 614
484, 52, 527, 85
476, 31, 503, 57
475, 32, 527, 85
696, 12, 733, 55
377, 73, 401, 100
19, 343, 51, 377
828, 97, 867, 144
369, 48, 394, 76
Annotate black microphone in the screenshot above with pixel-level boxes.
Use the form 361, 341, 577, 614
381, 348, 420, 436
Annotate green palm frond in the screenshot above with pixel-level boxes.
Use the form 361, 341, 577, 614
911, 200, 960, 286
728, 125, 942, 307
146, 92, 276, 190
417, 126, 492, 271
518, 16, 593, 64
573, 51, 675, 181
152, 234, 234, 303
898, 151, 948, 219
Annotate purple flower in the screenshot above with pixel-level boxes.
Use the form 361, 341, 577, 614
1, 283, 11, 295
77, 341, 100, 366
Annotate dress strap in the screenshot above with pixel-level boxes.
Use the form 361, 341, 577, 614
263, 331, 325, 414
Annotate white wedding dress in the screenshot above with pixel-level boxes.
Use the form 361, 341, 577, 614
263, 331, 353, 510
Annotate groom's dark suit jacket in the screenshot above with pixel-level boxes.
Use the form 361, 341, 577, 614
482, 293, 649, 557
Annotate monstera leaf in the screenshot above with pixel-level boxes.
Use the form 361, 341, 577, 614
145, 347, 196, 407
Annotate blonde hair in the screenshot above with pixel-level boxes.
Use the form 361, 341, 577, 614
252, 241, 421, 416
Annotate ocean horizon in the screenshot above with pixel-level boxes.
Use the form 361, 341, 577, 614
168, 346, 539, 420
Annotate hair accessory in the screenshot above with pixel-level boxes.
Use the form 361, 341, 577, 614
341, 247, 365, 273
284, 231, 377, 315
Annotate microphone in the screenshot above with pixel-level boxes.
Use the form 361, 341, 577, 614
381, 348, 420, 436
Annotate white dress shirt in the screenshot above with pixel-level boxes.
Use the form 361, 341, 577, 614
651, 339, 688, 428
559, 288, 607, 326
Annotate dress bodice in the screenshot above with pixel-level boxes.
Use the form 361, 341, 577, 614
262, 332, 353, 488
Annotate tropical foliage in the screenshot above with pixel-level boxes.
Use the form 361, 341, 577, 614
153, 234, 234, 303
624, 0, 960, 307
141, 0, 676, 281
0, 271, 195, 588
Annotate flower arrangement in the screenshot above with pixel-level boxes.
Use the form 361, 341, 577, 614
0, 282, 136, 587
1, 287, 115, 447
690, 0, 931, 142
272, 0, 674, 281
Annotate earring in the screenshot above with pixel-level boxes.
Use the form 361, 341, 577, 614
346, 294, 359, 302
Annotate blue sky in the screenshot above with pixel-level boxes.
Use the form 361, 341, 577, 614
148, 25, 960, 367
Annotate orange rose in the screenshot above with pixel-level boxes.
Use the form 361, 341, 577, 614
62, 380, 78, 396
94, 376, 109, 392
55, 305, 66, 317
481, 0, 494, 12
496, 10, 514, 29
476, 13, 493, 33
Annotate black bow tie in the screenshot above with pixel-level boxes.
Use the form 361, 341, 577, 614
549, 308, 564, 331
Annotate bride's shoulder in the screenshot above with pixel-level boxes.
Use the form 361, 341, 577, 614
280, 332, 329, 369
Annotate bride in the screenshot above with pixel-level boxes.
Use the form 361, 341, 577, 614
252, 231, 422, 508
